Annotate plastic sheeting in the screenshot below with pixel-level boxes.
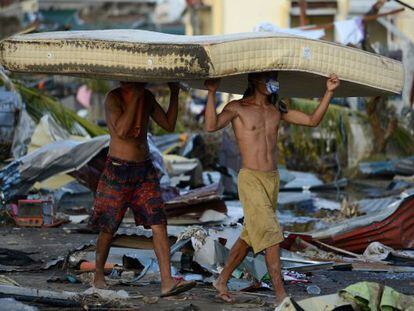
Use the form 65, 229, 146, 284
148, 133, 170, 186
0, 88, 20, 159
0, 89, 19, 137
11, 108, 36, 158
0, 135, 109, 201
0, 68, 34, 159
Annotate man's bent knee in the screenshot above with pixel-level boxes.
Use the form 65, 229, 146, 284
237, 238, 251, 249
151, 224, 167, 233
98, 231, 114, 241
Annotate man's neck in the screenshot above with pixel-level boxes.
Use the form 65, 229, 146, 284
120, 86, 144, 102
253, 91, 269, 106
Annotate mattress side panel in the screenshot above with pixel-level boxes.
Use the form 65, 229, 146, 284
0, 39, 213, 80
207, 37, 403, 94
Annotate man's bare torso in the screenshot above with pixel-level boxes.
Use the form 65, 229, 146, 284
231, 97, 281, 172
106, 87, 151, 162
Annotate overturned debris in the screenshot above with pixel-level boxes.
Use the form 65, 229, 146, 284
0, 136, 109, 201
164, 183, 227, 219
311, 194, 414, 252
359, 156, 414, 177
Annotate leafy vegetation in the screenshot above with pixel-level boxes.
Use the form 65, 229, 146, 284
15, 82, 107, 137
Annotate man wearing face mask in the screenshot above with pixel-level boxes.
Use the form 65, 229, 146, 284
204, 72, 340, 308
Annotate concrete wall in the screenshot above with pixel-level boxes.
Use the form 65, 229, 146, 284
220, 0, 290, 34
394, 0, 414, 43
186, 0, 290, 35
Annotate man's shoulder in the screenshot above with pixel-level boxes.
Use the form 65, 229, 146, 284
106, 87, 121, 99
224, 99, 242, 111
143, 89, 155, 100
105, 88, 122, 107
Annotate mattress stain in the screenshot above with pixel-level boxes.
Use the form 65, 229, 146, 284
1, 40, 213, 79
17, 63, 204, 79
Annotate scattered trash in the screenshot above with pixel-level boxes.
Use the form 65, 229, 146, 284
14, 199, 57, 227
79, 261, 115, 272
339, 282, 414, 311
142, 295, 159, 304
82, 287, 129, 300
47, 274, 80, 284
282, 271, 310, 284
306, 285, 321, 295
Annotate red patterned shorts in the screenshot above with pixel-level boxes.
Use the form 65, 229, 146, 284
89, 156, 167, 233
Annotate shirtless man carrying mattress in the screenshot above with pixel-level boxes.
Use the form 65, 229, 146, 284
89, 81, 195, 297
204, 72, 339, 308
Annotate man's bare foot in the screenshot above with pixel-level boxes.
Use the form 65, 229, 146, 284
93, 274, 108, 289
275, 294, 288, 306
213, 278, 234, 303
161, 277, 178, 294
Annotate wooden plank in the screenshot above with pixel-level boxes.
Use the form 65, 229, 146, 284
313, 240, 361, 258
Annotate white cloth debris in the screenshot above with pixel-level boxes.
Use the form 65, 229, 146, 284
363, 242, 393, 261
254, 22, 325, 40
193, 236, 217, 267
334, 18, 364, 45
83, 287, 129, 300
363, 242, 414, 262
177, 225, 208, 251
199, 209, 227, 223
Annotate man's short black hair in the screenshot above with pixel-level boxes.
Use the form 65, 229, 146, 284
247, 71, 278, 83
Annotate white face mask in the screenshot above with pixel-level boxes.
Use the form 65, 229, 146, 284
265, 78, 280, 95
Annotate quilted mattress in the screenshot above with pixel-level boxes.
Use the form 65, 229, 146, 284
0, 29, 404, 97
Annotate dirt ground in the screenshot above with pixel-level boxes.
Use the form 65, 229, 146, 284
1, 227, 414, 310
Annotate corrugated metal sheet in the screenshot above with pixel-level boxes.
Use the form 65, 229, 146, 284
317, 195, 414, 253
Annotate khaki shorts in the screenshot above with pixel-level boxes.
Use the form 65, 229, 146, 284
238, 168, 284, 254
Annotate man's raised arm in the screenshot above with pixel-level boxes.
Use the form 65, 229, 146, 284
150, 83, 179, 132
204, 79, 238, 132
105, 89, 142, 138
282, 74, 340, 127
